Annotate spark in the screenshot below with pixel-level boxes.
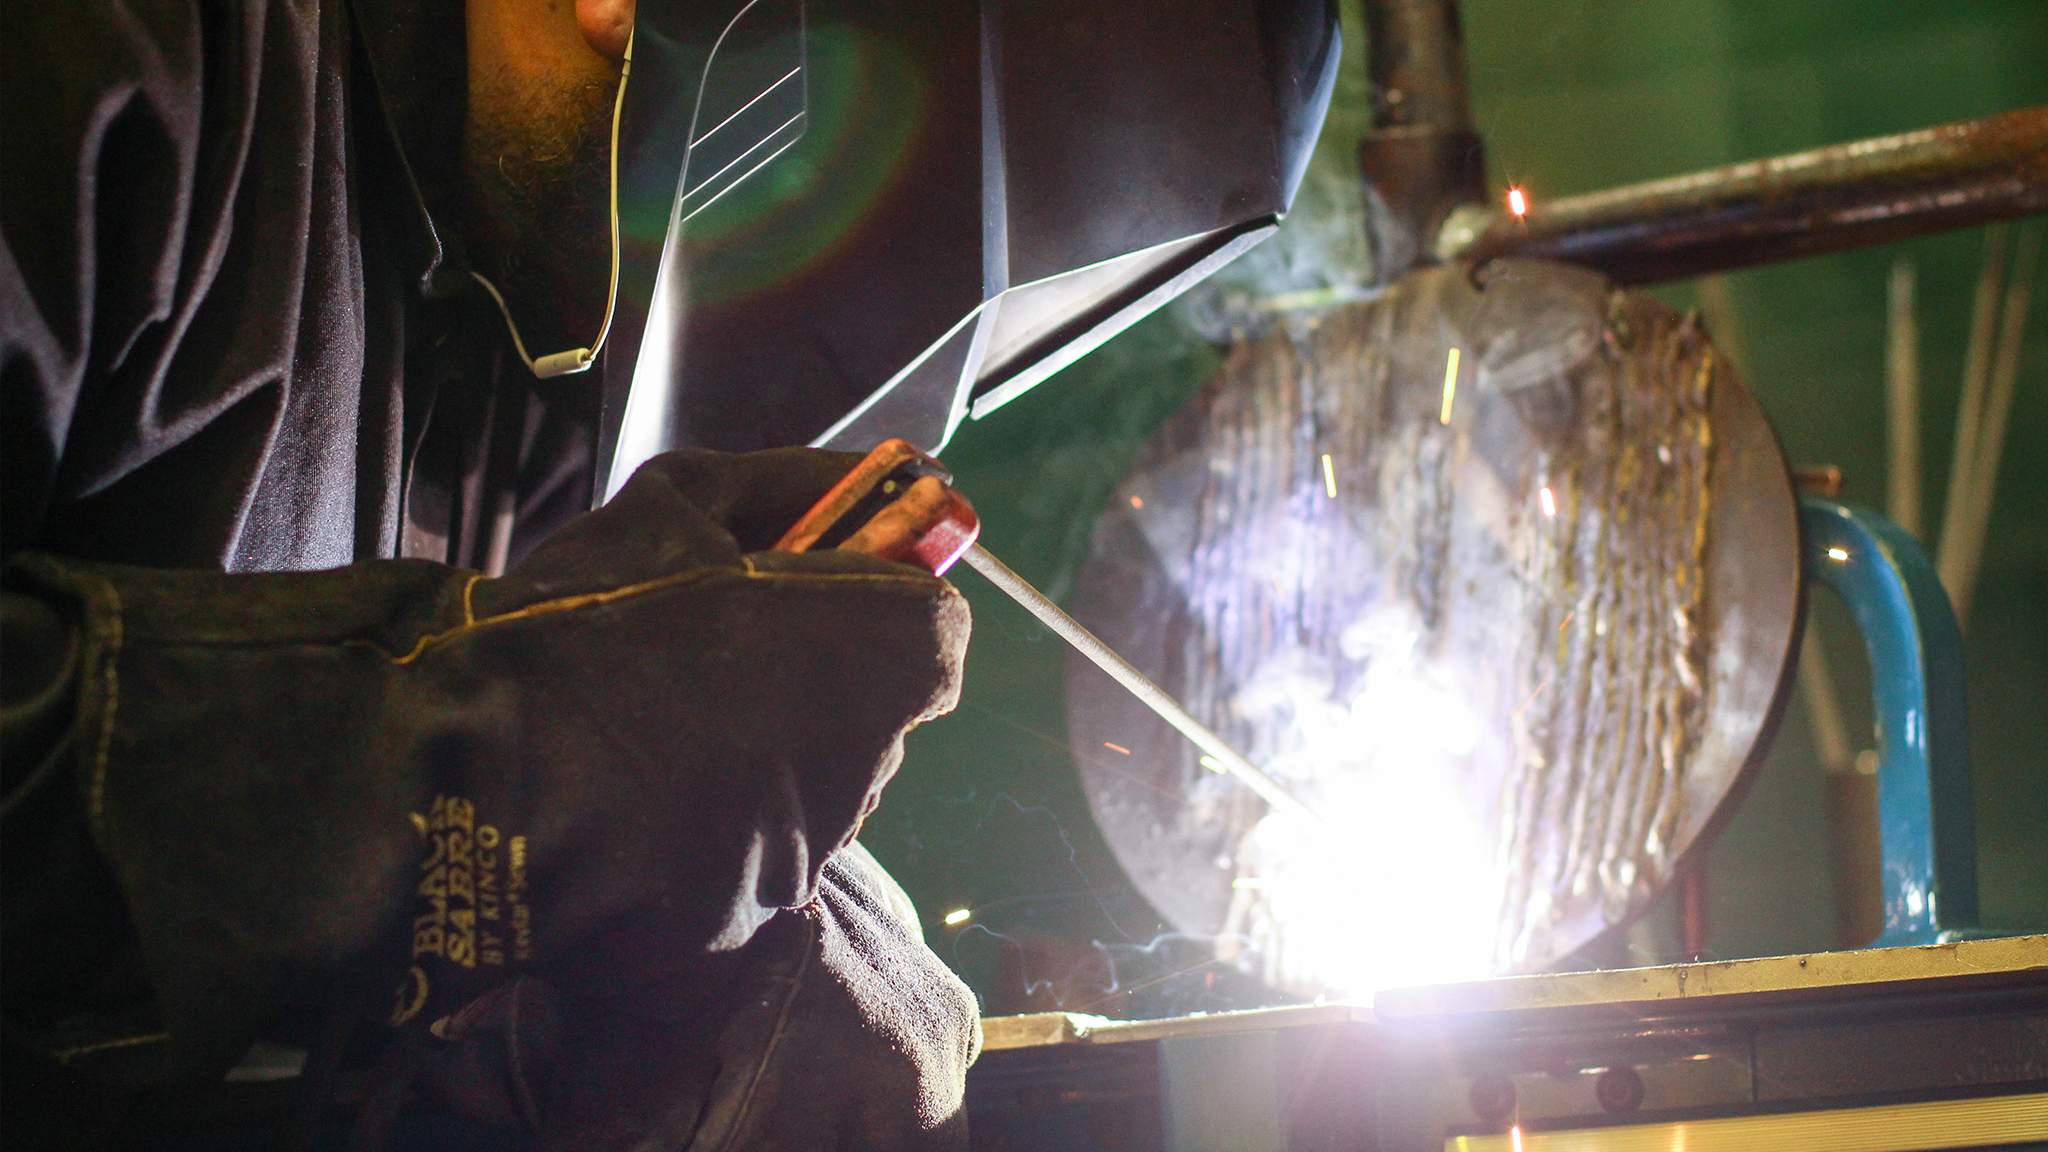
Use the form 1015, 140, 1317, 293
1321, 453, 1337, 499
1129, 495, 1145, 509
1199, 754, 1225, 773
1538, 485, 1557, 518
1825, 546, 1850, 562
1512, 669, 1557, 719
1506, 185, 1529, 219
1231, 877, 1266, 890
1103, 741, 1132, 755
1510, 1124, 1525, 1152
1440, 346, 1461, 426
943, 908, 973, 926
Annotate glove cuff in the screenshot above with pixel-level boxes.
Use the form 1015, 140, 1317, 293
3, 554, 477, 1076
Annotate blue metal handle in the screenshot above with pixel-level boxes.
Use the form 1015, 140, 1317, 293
1799, 497, 1979, 944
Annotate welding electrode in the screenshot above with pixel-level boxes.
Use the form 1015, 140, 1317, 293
958, 544, 1319, 824
774, 440, 1317, 824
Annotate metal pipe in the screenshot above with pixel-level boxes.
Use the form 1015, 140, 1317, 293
1356, 0, 1488, 283
1453, 106, 2048, 285
960, 544, 1320, 824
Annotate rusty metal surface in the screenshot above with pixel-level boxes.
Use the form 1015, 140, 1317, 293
1455, 106, 2048, 284
1061, 260, 1801, 996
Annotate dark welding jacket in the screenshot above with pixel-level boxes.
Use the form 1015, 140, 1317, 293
0, 2, 976, 1147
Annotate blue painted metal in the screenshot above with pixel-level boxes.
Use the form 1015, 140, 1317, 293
1799, 497, 1980, 944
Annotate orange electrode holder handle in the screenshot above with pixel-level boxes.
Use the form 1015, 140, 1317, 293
773, 439, 981, 576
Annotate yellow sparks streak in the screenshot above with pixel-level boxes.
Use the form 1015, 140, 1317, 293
1103, 741, 1132, 755
1321, 453, 1337, 499
943, 908, 972, 926
1539, 484, 1557, 518
1231, 877, 1266, 890
1510, 1124, 1525, 1152
1826, 546, 1850, 562
1440, 346, 1461, 425
1199, 754, 1225, 773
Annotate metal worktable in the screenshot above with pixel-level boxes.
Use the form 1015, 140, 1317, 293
967, 934, 2048, 1150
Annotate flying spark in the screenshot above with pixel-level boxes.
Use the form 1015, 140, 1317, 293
1129, 495, 1145, 509
1440, 347, 1461, 425
1539, 485, 1557, 518
1507, 185, 1529, 219
1510, 1124, 1525, 1152
1231, 877, 1266, 890
1199, 754, 1225, 773
943, 908, 973, 926
1826, 547, 1850, 562
1103, 741, 1132, 755
1321, 453, 1337, 499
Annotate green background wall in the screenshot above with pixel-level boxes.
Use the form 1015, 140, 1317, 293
864, 0, 2048, 1017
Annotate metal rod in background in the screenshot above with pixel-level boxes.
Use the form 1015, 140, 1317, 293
1356, 0, 1489, 284
1452, 105, 2048, 285
960, 544, 1320, 825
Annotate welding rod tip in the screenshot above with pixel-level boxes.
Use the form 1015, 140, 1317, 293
960, 544, 1319, 824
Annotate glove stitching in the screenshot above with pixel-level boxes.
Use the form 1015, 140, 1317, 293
86, 580, 123, 837
504, 993, 545, 1133
385, 568, 955, 667
51, 1029, 168, 1065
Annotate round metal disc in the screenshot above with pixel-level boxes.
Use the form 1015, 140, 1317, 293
1062, 260, 1800, 994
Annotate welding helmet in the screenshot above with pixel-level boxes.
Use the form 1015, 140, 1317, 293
526, 0, 1339, 502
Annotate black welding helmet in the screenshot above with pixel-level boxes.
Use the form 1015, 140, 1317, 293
583, 0, 1339, 502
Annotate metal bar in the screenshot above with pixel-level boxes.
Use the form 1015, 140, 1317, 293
960, 544, 1318, 824
1373, 933, 2046, 1019
1364, 0, 1474, 130
1454, 106, 2048, 285
1356, 0, 1488, 283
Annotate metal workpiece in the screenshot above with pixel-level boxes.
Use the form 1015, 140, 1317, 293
1063, 261, 1802, 996
1451, 105, 2048, 285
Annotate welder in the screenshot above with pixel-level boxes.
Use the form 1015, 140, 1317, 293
1, 0, 1335, 1146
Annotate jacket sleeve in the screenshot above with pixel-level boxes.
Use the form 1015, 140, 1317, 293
1, 1, 240, 556
0, 0, 258, 1077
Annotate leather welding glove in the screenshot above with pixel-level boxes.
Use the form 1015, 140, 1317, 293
408, 843, 981, 1151
1, 447, 970, 1085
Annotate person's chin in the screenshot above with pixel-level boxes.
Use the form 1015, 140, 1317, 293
468, 174, 614, 350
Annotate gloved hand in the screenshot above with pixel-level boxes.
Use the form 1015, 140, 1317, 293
3, 448, 970, 1081
408, 843, 982, 1152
